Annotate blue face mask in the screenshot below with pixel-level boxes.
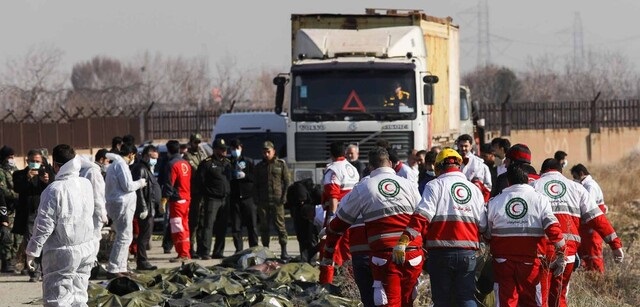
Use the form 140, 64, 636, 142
149, 158, 158, 167
28, 162, 41, 170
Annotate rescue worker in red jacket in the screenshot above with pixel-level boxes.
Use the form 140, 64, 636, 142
486, 163, 566, 307
532, 158, 623, 307
570, 163, 608, 273
166, 140, 192, 261
324, 147, 422, 307
395, 148, 487, 307
319, 142, 360, 284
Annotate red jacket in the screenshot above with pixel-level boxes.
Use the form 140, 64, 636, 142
403, 170, 487, 250
532, 171, 621, 256
169, 157, 192, 202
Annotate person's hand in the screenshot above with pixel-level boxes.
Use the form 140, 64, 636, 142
26, 255, 36, 272
40, 171, 50, 184
159, 198, 167, 214
318, 227, 327, 240
100, 213, 109, 224
613, 248, 624, 263
392, 234, 410, 264
139, 209, 148, 220
137, 178, 147, 188
372, 281, 388, 306
549, 253, 567, 277
28, 169, 39, 179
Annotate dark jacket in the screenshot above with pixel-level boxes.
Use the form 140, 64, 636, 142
349, 160, 366, 179
255, 157, 290, 205
11, 166, 54, 235
491, 173, 509, 197
229, 156, 255, 200
197, 155, 232, 199
131, 160, 162, 217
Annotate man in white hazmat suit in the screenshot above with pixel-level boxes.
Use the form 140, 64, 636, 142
78, 155, 108, 258
105, 143, 146, 276
25, 144, 96, 306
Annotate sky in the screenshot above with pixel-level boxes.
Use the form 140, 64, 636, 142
1, 0, 640, 74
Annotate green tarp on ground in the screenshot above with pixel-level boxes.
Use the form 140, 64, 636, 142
85, 247, 362, 307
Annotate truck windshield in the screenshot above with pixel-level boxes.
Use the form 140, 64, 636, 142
291, 66, 416, 121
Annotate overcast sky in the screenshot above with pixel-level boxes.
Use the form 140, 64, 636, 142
1, 0, 639, 74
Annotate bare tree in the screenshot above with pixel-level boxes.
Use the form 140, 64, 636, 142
247, 66, 281, 109
0, 44, 67, 116
462, 65, 521, 104
211, 55, 246, 112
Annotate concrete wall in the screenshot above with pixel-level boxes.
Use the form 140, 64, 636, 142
504, 127, 640, 169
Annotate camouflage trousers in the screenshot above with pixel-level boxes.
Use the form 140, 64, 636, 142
257, 202, 288, 247
0, 213, 22, 262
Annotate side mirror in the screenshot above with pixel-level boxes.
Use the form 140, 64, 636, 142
472, 100, 481, 121
423, 75, 439, 84
424, 84, 434, 105
273, 76, 288, 115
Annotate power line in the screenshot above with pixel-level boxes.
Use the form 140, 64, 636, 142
477, 0, 491, 67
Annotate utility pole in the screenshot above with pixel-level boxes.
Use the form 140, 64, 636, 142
477, 0, 491, 67
573, 12, 585, 68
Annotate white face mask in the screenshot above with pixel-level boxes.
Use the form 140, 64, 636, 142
231, 149, 241, 158
426, 170, 436, 177
562, 160, 568, 168
7, 158, 15, 167
149, 158, 158, 167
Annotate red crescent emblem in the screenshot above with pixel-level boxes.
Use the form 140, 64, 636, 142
456, 187, 465, 198
550, 184, 559, 194
384, 183, 394, 192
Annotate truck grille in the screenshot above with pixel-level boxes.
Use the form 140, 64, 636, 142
295, 131, 414, 161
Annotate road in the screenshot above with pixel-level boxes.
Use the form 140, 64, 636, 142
0, 235, 301, 307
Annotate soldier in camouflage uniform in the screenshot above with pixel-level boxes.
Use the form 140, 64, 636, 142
254, 141, 291, 260
0, 146, 19, 272
184, 133, 208, 255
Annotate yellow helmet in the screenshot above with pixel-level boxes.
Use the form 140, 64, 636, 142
435, 148, 463, 165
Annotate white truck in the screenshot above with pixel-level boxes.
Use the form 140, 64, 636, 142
273, 8, 473, 182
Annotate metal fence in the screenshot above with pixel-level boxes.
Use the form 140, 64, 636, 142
479, 99, 640, 132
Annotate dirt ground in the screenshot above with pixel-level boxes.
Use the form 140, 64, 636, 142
0, 236, 299, 307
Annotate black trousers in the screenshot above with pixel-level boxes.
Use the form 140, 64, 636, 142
136, 213, 154, 265
196, 197, 224, 256
212, 198, 228, 256
290, 205, 318, 263
229, 197, 259, 252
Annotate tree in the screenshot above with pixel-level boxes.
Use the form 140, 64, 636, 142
211, 55, 246, 112
462, 65, 521, 104
0, 44, 67, 116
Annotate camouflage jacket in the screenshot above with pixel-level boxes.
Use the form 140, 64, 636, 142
0, 164, 18, 209
254, 158, 290, 205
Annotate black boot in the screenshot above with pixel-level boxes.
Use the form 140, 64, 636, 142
280, 244, 291, 261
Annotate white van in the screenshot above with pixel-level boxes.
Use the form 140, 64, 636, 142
211, 112, 288, 162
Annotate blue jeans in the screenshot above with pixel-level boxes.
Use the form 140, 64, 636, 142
352, 253, 375, 307
427, 249, 477, 307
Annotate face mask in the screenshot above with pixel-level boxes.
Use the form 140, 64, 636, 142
231, 149, 241, 158
426, 170, 436, 177
149, 158, 158, 167
28, 162, 41, 169
562, 160, 568, 168
7, 158, 15, 167
100, 164, 107, 173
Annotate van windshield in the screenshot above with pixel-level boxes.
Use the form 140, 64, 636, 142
291, 64, 416, 121
214, 133, 287, 162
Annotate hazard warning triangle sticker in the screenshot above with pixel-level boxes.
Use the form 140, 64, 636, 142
342, 90, 367, 112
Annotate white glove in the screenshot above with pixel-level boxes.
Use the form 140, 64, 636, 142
613, 248, 624, 263
549, 254, 567, 277
139, 209, 148, 220
101, 213, 109, 224
235, 171, 246, 179
137, 178, 147, 188
372, 281, 388, 306
26, 255, 36, 272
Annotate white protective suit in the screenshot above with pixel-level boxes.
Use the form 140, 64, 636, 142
78, 155, 107, 258
25, 156, 96, 306
104, 153, 145, 273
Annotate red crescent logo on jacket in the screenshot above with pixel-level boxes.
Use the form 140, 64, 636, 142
181, 163, 190, 176
544, 180, 566, 199
451, 182, 472, 204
